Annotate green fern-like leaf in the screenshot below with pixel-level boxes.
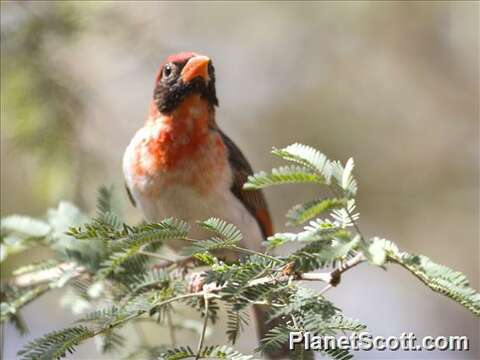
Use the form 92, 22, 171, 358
159, 346, 195, 360
207, 345, 257, 360
159, 345, 256, 359
213, 258, 276, 297
270, 287, 337, 321
330, 158, 357, 198
66, 217, 124, 241
205, 256, 265, 284
303, 314, 366, 334
198, 218, 243, 243
272, 143, 331, 179
380, 239, 480, 316
123, 345, 167, 359
226, 306, 249, 344
76, 306, 121, 327
99, 219, 189, 276
267, 219, 346, 249
321, 347, 353, 360
288, 235, 360, 272
94, 185, 124, 234
183, 237, 238, 255
330, 200, 359, 228
97, 329, 125, 354
96, 185, 114, 216
257, 325, 292, 354
286, 198, 346, 226
130, 268, 173, 294
289, 345, 315, 360
244, 166, 324, 190
261, 199, 357, 250
184, 218, 244, 255
17, 326, 95, 360
1, 284, 50, 324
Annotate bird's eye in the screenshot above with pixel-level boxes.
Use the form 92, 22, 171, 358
163, 64, 173, 78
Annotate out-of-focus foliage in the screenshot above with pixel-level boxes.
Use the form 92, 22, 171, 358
1, 2, 94, 208
1, 145, 478, 359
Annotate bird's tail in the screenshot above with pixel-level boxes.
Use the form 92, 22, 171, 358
253, 303, 290, 359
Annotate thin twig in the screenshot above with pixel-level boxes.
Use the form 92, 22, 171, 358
289, 254, 365, 296
318, 284, 333, 295
195, 295, 209, 360
298, 272, 332, 283
331, 252, 365, 276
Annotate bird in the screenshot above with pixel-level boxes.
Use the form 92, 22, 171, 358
123, 52, 285, 357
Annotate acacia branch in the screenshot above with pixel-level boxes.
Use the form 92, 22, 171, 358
300, 252, 366, 286
195, 252, 366, 295
195, 295, 210, 360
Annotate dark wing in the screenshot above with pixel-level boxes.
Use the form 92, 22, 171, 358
220, 130, 273, 238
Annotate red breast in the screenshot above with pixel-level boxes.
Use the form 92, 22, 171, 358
130, 95, 226, 194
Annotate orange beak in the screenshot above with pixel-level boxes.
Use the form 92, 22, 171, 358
181, 55, 210, 83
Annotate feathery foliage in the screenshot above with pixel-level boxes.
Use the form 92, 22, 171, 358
375, 238, 480, 316
243, 166, 324, 189
1, 144, 478, 360
286, 198, 346, 226
159, 345, 257, 359
17, 326, 95, 360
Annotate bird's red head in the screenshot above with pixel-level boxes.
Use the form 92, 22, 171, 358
152, 52, 218, 115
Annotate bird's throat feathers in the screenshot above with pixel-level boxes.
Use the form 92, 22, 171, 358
140, 94, 222, 172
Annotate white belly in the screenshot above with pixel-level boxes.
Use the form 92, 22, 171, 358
134, 183, 263, 253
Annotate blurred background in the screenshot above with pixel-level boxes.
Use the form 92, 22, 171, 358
1, 1, 478, 359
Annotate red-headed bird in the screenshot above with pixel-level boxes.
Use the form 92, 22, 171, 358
123, 52, 283, 357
